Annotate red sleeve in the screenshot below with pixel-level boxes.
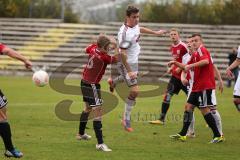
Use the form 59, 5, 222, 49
85, 44, 97, 54
0, 44, 6, 54
199, 47, 209, 61
103, 54, 117, 64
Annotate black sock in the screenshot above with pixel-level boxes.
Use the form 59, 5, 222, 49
160, 102, 170, 121
79, 111, 90, 135
0, 122, 14, 151
179, 111, 193, 136
93, 121, 103, 144
204, 112, 221, 137
234, 103, 240, 111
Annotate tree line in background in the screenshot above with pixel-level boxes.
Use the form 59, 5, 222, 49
0, 0, 240, 25
0, 0, 79, 23
138, 0, 240, 25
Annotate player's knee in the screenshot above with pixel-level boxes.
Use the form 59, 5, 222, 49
233, 98, 240, 105
185, 104, 193, 112
200, 107, 210, 115
84, 107, 92, 113
163, 92, 172, 104
0, 111, 7, 122
130, 90, 138, 99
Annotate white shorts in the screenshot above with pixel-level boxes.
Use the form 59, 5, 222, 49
117, 62, 138, 87
233, 73, 240, 97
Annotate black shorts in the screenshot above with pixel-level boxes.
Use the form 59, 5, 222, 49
81, 80, 103, 107
167, 76, 188, 95
0, 90, 8, 109
187, 89, 216, 108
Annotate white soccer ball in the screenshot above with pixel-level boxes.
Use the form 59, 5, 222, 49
32, 70, 49, 87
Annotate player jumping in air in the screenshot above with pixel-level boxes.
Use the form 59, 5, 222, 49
108, 5, 166, 132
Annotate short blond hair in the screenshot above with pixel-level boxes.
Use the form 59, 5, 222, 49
170, 28, 180, 34
97, 35, 111, 50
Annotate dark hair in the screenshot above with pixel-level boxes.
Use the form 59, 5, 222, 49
126, 5, 139, 17
191, 33, 202, 38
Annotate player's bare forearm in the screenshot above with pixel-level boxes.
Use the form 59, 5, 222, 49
214, 64, 224, 93
227, 58, 240, 70
213, 64, 223, 82
120, 49, 132, 72
112, 48, 120, 63
181, 70, 187, 81
190, 59, 209, 68
175, 61, 185, 70
169, 60, 185, 70
3, 47, 32, 69
3, 47, 27, 63
140, 27, 166, 35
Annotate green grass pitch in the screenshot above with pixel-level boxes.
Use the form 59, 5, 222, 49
0, 76, 239, 160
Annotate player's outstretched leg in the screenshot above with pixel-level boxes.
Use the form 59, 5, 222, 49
122, 85, 138, 132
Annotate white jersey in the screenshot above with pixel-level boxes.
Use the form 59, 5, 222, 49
182, 53, 194, 97
233, 46, 240, 96
237, 46, 240, 58
182, 53, 191, 65
118, 24, 141, 64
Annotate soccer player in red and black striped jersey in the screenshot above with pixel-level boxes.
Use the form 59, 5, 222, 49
0, 43, 32, 158
76, 35, 119, 151
169, 34, 224, 143
150, 28, 189, 125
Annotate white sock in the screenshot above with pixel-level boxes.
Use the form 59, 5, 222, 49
124, 98, 135, 121
188, 112, 195, 134
211, 110, 223, 136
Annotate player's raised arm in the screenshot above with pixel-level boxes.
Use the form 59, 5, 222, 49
2, 46, 32, 69
140, 27, 167, 36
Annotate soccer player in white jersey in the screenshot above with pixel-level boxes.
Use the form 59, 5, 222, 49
108, 5, 166, 132
226, 45, 240, 112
